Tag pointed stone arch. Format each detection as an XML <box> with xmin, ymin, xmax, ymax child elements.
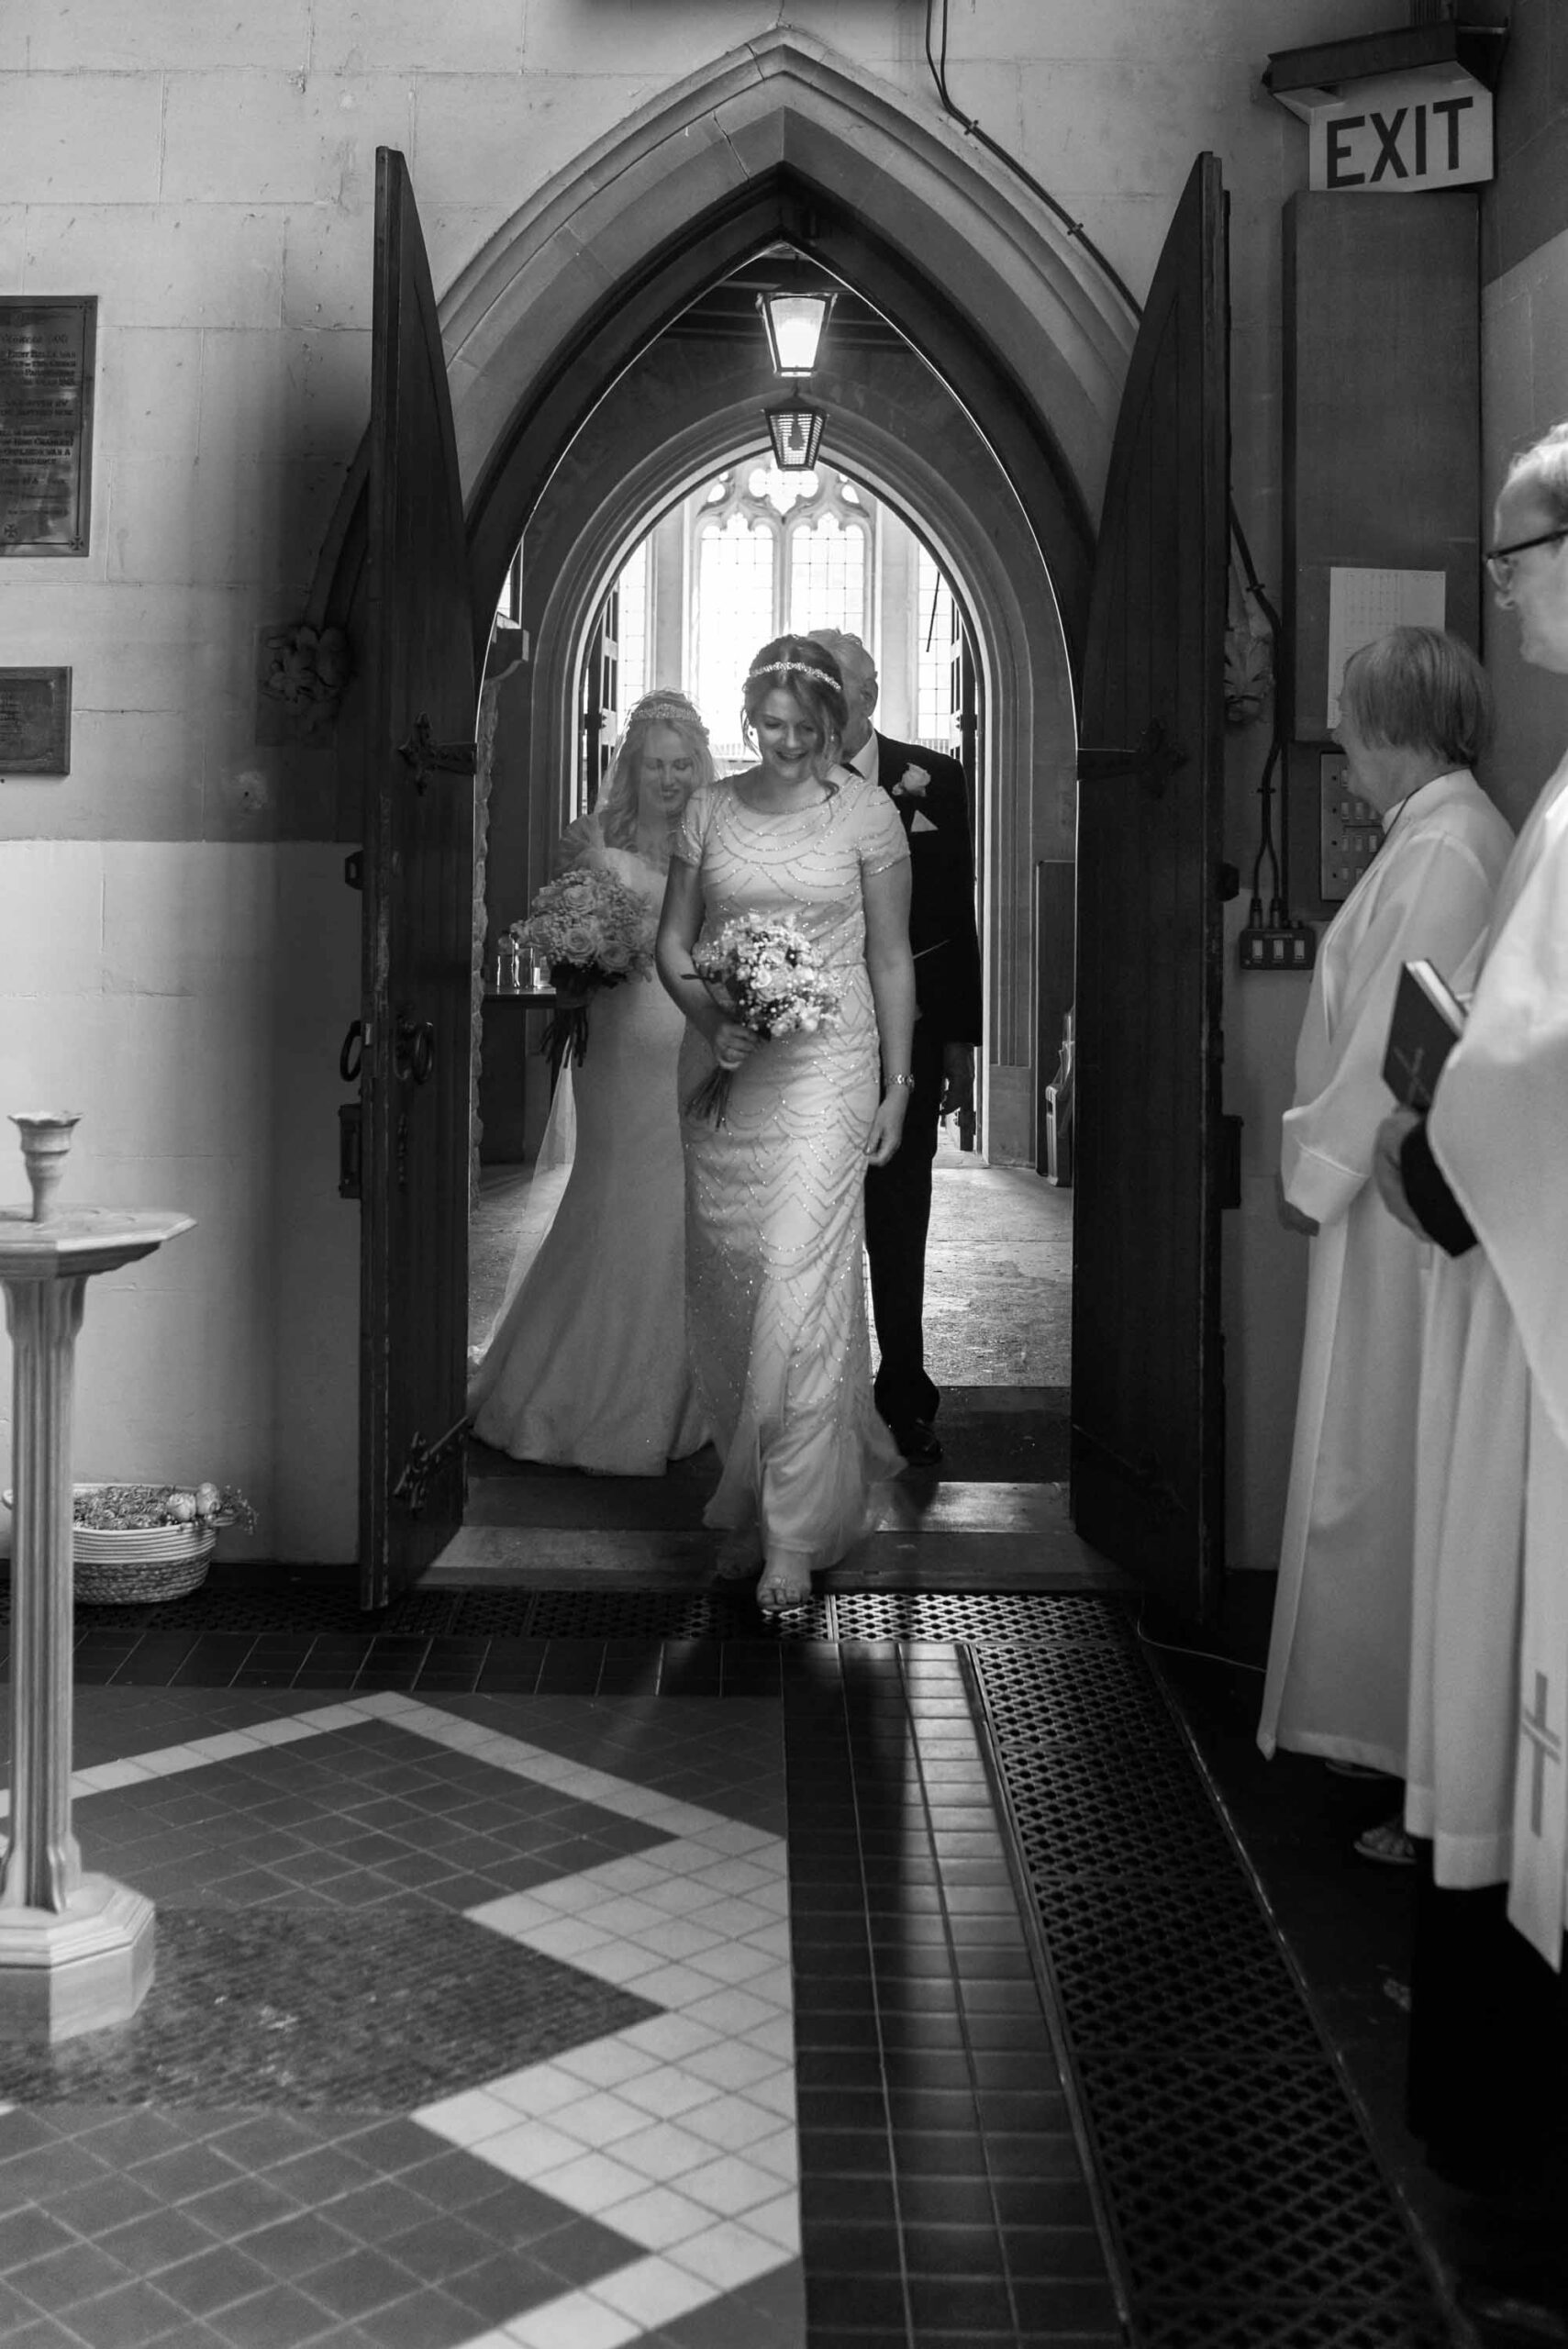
<box><xmin>318</xmin><ymin>28</ymin><xmax>1140</xmax><ymax>1161</ymax></box>
<box><xmin>482</xmin><ymin>325</ymin><xmax>1075</xmax><ymax>1158</ymax></box>
<box><xmin>318</xmin><ymin>27</ymin><xmax>1134</xmax><ymax>674</ymax></box>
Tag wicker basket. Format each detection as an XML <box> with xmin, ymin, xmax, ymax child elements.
<box><xmin>4</xmin><ymin>1485</ymin><xmax>218</xmax><ymax>1605</ymax></box>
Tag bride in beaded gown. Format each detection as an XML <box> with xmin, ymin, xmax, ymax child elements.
<box><xmin>656</xmin><ymin>636</ymin><xmax>917</xmax><ymax>1613</ymax></box>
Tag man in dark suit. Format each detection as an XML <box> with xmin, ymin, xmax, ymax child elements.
<box><xmin>808</xmin><ymin>629</ymin><xmax>984</xmax><ymax>1467</ymax></box>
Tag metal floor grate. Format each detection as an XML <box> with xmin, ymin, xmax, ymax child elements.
<box><xmin>969</xmin><ymin>1628</ymin><xmax>1465</xmax><ymax>2347</ymax></box>
<box><xmin>5</xmin><ymin>1582</ymin><xmax>1124</xmax><ymax>1644</ymax></box>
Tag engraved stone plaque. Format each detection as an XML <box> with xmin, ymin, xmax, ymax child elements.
<box><xmin>0</xmin><ymin>298</ymin><xmax>96</xmax><ymax>555</ymax></box>
<box><xmin>0</xmin><ymin>669</ymin><xmax>72</xmax><ymax>775</ymax></box>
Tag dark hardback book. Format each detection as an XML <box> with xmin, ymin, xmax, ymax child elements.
<box><xmin>1383</xmin><ymin>959</ymin><xmax>1467</xmax><ymax>1111</ymax></box>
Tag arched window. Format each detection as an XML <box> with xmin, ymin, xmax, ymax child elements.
<box><xmin>916</xmin><ymin>543</ymin><xmax>962</xmax><ymax>752</ymax></box>
<box><xmin>695</xmin><ymin>508</ymin><xmax>778</xmax><ymax>744</ymax></box>
<box><xmin>788</xmin><ymin>507</ymin><xmax>865</xmax><ymax>640</ymax></box>
<box><xmin>616</xmin><ymin>537</ymin><xmax>650</xmax><ymax>716</ymax></box>
<box><xmin>690</xmin><ymin>462</ymin><xmax>873</xmax><ymax>760</ymax></box>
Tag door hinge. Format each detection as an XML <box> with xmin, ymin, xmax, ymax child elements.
<box><xmin>392</xmin><ymin>1417</ymin><xmax>471</xmax><ymax>1517</ymax></box>
<box><xmin>1076</xmin><ymin>721</ymin><xmax>1187</xmax><ymax>798</ymax></box>
<box><xmin>398</xmin><ymin>713</ymin><xmax>478</xmax><ymax>794</ymax></box>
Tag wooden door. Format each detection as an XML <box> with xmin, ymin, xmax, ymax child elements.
<box><xmin>360</xmin><ymin>147</ymin><xmax>475</xmax><ymax>1605</ymax></box>
<box><xmin>1071</xmin><ymin>153</ymin><xmax>1229</xmax><ymax>1620</ymax></box>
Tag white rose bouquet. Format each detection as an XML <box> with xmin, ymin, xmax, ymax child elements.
<box><xmin>684</xmin><ymin>912</ymin><xmax>841</xmax><ymax>1125</ymax></box>
<box><xmin>510</xmin><ymin>866</ymin><xmax>655</xmax><ymax>1073</ymax></box>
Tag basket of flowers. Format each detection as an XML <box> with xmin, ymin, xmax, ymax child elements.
<box><xmin>3</xmin><ymin>1482</ymin><xmax>257</xmax><ymax>1604</ymax></box>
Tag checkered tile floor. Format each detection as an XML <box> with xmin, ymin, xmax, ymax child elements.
<box><xmin>0</xmin><ymin>1689</ymin><xmax>807</xmax><ymax>2349</ymax></box>
<box><xmin>1</xmin><ymin>1609</ymin><xmax>1470</xmax><ymax>2347</ymax></box>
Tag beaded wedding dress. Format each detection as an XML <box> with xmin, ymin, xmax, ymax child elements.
<box><xmin>468</xmin><ymin>820</ymin><xmax>706</xmax><ymax>1475</ymax></box>
<box><xmin>674</xmin><ymin>774</ymin><xmax>906</xmax><ymax>1568</ymax></box>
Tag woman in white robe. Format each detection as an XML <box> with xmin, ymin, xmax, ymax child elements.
<box><xmin>1373</xmin><ymin>426</ymin><xmax>1568</xmax><ymax>2187</ymax></box>
<box><xmin>1259</xmin><ymin>629</ymin><xmax>1511</xmax><ymax>1787</ymax></box>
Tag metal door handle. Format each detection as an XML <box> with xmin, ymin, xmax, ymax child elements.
<box><xmin>395</xmin><ymin>1017</ymin><xmax>436</xmax><ymax>1085</ymax></box>
<box><xmin>339</xmin><ymin>1020</ymin><xmax>362</xmax><ymax>1083</ymax></box>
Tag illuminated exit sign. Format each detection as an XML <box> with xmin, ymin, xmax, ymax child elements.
<box><xmin>1307</xmin><ymin>73</ymin><xmax>1493</xmax><ymax>191</ymax></box>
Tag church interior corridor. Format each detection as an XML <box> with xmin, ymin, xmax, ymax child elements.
<box><xmin>7</xmin><ymin>1</ymin><xmax>1568</xmax><ymax>2343</ymax></box>
<box><xmin>458</xmin><ymin>1145</ymin><xmax>1083</xmax><ymax>1594</ymax></box>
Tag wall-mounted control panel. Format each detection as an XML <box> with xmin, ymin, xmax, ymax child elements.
<box><xmin>1319</xmin><ymin>752</ymin><xmax>1381</xmax><ymax>902</ymax></box>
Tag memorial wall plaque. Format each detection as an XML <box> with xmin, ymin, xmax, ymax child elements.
<box><xmin>0</xmin><ymin>297</ymin><xmax>96</xmax><ymax>555</ymax></box>
<box><xmin>0</xmin><ymin>670</ymin><xmax>72</xmax><ymax>775</ymax></box>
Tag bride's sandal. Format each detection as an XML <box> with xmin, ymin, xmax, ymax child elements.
<box><xmin>756</xmin><ymin>1551</ymin><xmax>814</xmax><ymax>1621</ymax></box>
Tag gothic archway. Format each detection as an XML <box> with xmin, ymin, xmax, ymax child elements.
<box><xmin>316</xmin><ymin>28</ymin><xmax>1135</xmax><ymax>1155</ymax></box>
<box><xmin>486</xmin><ymin>329</ymin><xmax>1074</xmax><ymax>1158</ymax></box>
<box><xmin>317</xmin><ymin>28</ymin><xmax>1134</xmax><ymax>674</ymax></box>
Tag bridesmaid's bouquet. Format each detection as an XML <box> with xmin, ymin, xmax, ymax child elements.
<box><xmin>510</xmin><ymin>867</ymin><xmax>655</xmax><ymax>1074</ymax></box>
<box><xmin>685</xmin><ymin>912</ymin><xmax>841</xmax><ymax>1125</ymax></box>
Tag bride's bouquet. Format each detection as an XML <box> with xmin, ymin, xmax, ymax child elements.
<box><xmin>510</xmin><ymin>866</ymin><xmax>655</xmax><ymax>1074</ymax></box>
<box><xmin>685</xmin><ymin>912</ymin><xmax>840</xmax><ymax>1125</ymax></box>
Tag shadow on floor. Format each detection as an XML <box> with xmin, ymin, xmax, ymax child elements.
<box><xmin>1151</xmin><ymin>1574</ymin><xmax>1568</xmax><ymax>2348</ymax></box>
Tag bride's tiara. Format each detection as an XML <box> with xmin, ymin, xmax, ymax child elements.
<box><xmin>746</xmin><ymin>660</ymin><xmax>840</xmax><ymax>689</ymax></box>
<box><xmin>632</xmin><ymin>696</ymin><xmax>707</xmax><ymax>733</ymax></box>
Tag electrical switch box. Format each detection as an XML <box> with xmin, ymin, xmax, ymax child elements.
<box><xmin>1319</xmin><ymin>752</ymin><xmax>1381</xmax><ymax>901</ymax></box>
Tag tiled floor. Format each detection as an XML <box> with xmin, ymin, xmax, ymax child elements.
<box><xmin>0</xmin><ymin>1686</ymin><xmax>807</xmax><ymax>2349</ymax></box>
<box><xmin>4</xmin><ymin>1598</ymin><xmax>1496</xmax><ymax>2347</ymax></box>
<box><xmin>0</xmin><ymin>1608</ymin><xmax>1163</xmax><ymax>2349</ymax></box>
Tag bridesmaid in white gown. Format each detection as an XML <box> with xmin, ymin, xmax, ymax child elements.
<box><xmin>469</xmin><ymin>693</ymin><xmax>715</xmax><ymax>1474</ymax></box>
<box><xmin>656</xmin><ymin>637</ymin><xmax>917</xmax><ymax>1614</ymax></box>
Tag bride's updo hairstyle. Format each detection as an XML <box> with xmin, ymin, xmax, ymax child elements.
<box><xmin>742</xmin><ymin>634</ymin><xmax>848</xmax><ymax>770</ymax></box>
<box><xmin>595</xmin><ymin>690</ymin><xmax>715</xmax><ymax>852</ymax></box>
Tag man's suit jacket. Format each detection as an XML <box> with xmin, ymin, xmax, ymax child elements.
<box><xmin>872</xmin><ymin>730</ymin><xmax>983</xmax><ymax>1044</ymax></box>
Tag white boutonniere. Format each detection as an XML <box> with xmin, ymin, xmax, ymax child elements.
<box><xmin>893</xmin><ymin>764</ymin><xmax>930</xmax><ymax>800</ymax></box>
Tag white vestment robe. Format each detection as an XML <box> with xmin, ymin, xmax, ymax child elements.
<box><xmin>1259</xmin><ymin>772</ymin><xmax>1513</xmax><ymax>1771</ymax></box>
<box><xmin>1405</xmin><ymin>751</ymin><xmax>1568</xmax><ymax>1967</ymax></box>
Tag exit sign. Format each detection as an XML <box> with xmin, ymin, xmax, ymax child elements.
<box><xmin>1307</xmin><ymin>72</ymin><xmax>1493</xmax><ymax>191</ymax></box>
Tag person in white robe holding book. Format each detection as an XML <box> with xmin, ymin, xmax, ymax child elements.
<box><xmin>1260</xmin><ymin>629</ymin><xmax>1512</xmax><ymax>1852</ymax></box>
<box><xmin>1374</xmin><ymin>424</ymin><xmax>1568</xmax><ymax>2192</ymax></box>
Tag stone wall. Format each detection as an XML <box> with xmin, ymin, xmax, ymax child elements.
<box><xmin>1</xmin><ymin>0</ymin><xmax>1394</xmax><ymax>1564</ymax></box>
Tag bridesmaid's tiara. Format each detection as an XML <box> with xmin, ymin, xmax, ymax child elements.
<box><xmin>747</xmin><ymin>660</ymin><xmax>840</xmax><ymax>689</ymax></box>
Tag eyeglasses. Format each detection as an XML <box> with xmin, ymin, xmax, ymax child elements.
<box><xmin>1485</xmin><ymin>527</ymin><xmax>1568</xmax><ymax>590</ymax></box>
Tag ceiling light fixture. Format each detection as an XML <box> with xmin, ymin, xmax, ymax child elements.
<box><xmin>757</xmin><ymin>285</ymin><xmax>836</xmax><ymax>377</ymax></box>
<box><xmin>763</xmin><ymin>398</ymin><xmax>827</xmax><ymax>472</ymax></box>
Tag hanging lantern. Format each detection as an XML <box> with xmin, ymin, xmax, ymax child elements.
<box><xmin>757</xmin><ymin>287</ymin><xmax>836</xmax><ymax>377</ymax></box>
<box><xmin>763</xmin><ymin>399</ymin><xmax>827</xmax><ymax>472</ymax></box>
